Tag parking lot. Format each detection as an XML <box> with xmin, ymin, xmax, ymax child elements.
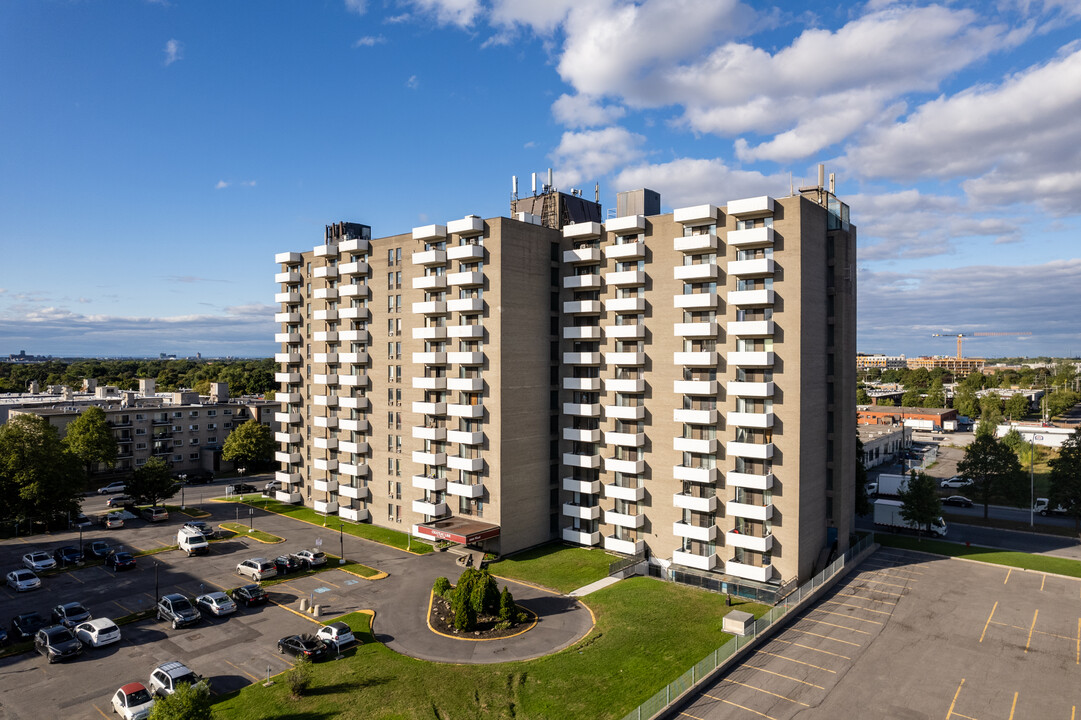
<box><xmin>674</xmin><ymin>547</ymin><xmax>1081</xmax><ymax>719</ymax></box>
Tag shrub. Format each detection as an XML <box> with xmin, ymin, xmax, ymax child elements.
<box><xmin>470</xmin><ymin>570</ymin><xmax>500</xmax><ymax>615</ymax></box>
<box><xmin>498</xmin><ymin>586</ymin><xmax>516</xmax><ymax>624</ymax></box>
<box><xmin>454</xmin><ymin>597</ymin><xmax>476</xmax><ymax>631</ymax></box>
<box><xmin>433</xmin><ymin>576</ymin><xmax>451</xmax><ymax>596</ymax></box>
<box><xmin>494</xmin><ymin>620</ymin><xmax>511</xmax><ymax>631</ymax></box>
<box><xmin>286</xmin><ymin>655</ymin><xmax>313</xmax><ymax>699</ymax></box>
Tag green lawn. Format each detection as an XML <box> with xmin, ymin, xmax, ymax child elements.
<box><xmin>218</xmin><ymin>496</ymin><xmax>433</xmax><ymax>554</ymax></box>
<box><xmin>220</xmin><ymin>522</ymin><xmax>283</xmax><ymax>544</ymax></box>
<box><xmin>211</xmin><ymin>577</ymin><xmax>765</xmax><ymax>720</ymax></box>
<box><xmin>488</xmin><ymin>543</ymin><xmax>614</xmax><ymax>594</ymax></box>
<box><xmin>261</xmin><ymin>553</ymin><xmax>380</xmax><ymax>585</ymax></box>
<box><xmin>877</xmin><ymin>533</ymin><xmax>1081</xmax><ymax>578</ymax></box>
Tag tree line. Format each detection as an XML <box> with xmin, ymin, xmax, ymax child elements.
<box><xmin>0</xmin><ymin>358</ymin><xmax>275</xmax><ymax>397</ymax></box>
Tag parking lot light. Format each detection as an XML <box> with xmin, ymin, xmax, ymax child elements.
<box><xmin>249</xmin><ymin>507</ymin><xmax>254</xmax><ymax>532</ymax></box>
<box><xmin>339</xmin><ymin>524</ymin><xmax>345</xmax><ymax>564</ymax></box>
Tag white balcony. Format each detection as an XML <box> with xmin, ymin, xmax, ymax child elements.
<box><xmin>563</xmin><ymin>403</ymin><xmax>601</xmax><ymax>417</ymax></box>
<box><xmin>604</xmin><ymin>404</ymin><xmax>645</xmax><ymax>421</ymax></box>
<box><xmin>338</xmin><ymin>330</ymin><xmax>368</xmax><ymax>343</ymax></box>
<box><xmin>605</xmin><ymin>351</ymin><xmax>645</xmax><ymax>366</ymax></box>
<box><xmin>604</xmin><ymin>483</ymin><xmax>645</xmax><ymax>502</ymax></box>
<box><xmin>412</xmin><ymin>425</ymin><xmax>447</xmax><ymax>441</ymax></box>
<box><xmin>276</xmin><ymin>471</ymin><xmax>301</xmax><ymax>485</ymax></box>
<box><xmin>447</xmin><ymin>297</ymin><xmax>484</xmax><ymax>313</ymax></box>
<box><xmin>313</xmin><ymin>331</ymin><xmax>338</xmax><ymax>343</ymax></box>
<box><xmin>339</xmin><ymin>485</ymin><xmax>370</xmax><ymax>501</ymax></box>
<box><xmin>673</xmin><ymin>351</ymin><xmax>718</xmax><ymax>366</ymax></box>
<box><xmin>413</xmin><ymin>224</ymin><xmax>447</xmax><ymax>241</ymax></box>
<box><xmin>314</xmin><ymin>374</ymin><xmax>338</xmax><ymax>385</ymax></box>
<box><xmin>339</xmin><ymin>373</ymin><xmax>366</xmax><ymax>387</ymax></box>
<box><xmin>562</xmin><ymin>428</ymin><xmax>600</xmax><ymax>444</ymax></box>
<box><xmin>674</xmin><ymin>264</ymin><xmax>719</xmax><ymax>281</ymax></box>
<box><xmin>563</xmin><ymin>503</ymin><xmax>601</xmax><ymax>520</ymax></box>
<box><xmin>564</xmin><ymin>326</ymin><xmax>603</xmax><ymax>340</ymax></box>
<box><xmin>412</xmin><ymin>300</ymin><xmax>448</xmax><ymax>315</ymax></box>
<box><xmin>412</xmin><ymin>450</ymin><xmax>447</xmax><ymax>466</ymax></box>
<box><xmin>563</xmin><ymin>221</ymin><xmax>603</xmax><ymax>239</ymax></box>
<box><xmin>604</xmin><ymin>431</ymin><xmax>645</xmax><ymax>447</ymax></box>
<box><xmin>563</xmin><ymin>352</ymin><xmax>601</xmax><ymax>365</ymax></box>
<box><xmin>673</xmin><ymin>437</ymin><xmax>717</xmax><ymax>454</ymax></box>
<box><xmin>274</xmin><ymin>291</ymin><xmax>300</xmax><ymax>304</ymax></box>
<box><xmin>447</xmin><ymin>238</ymin><xmax>486</xmax><ymax>260</ymax></box>
<box><xmin>563</xmin><ymin>477</ymin><xmax>601</xmax><ymax>495</ymax></box>
<box><xmin>604</xmin><ymin>324</ymin><xmax>645</xmax><ymax>339</ymax></box>
<box><xmin>605</xmin><ymin>214</ymin><xmax>645</xmax><ymax>233</ymax></box>
<box><xmin>340</xmin><ymin>260</ymin><xmax>368</xmax><ymax>276</ymax></box>
<box><xmin>447</xmin><ymin>351</ymin><xmax>484</xmax><ymax>365</ymax></box>
<box><xmin>563</xmin><ymin>528</ymin><xmax>601</xmax><ymax>546</ymax></box>
<box><xmin>605</xmin><ymin>242</ymin><xmax>646</xmax><ymax>260</ymax></box>
<box><xmin>448</xmin><ymin>216</ymin><xmax>485</xmax><ymax>236</ymax></box>
<box><xmin>673</xmin><ymin>493</ymin><xmax>718</xmax><ymax>513</ymax></box>
<box><xmin>313</xmin><ymin>266</ymin><xmax>338</xmax><ymax>280</ymax></box>
<box><xmin>276</xmin><ymin>491</ymin><xmax>302</xmax><ymax>504</ymax></box>
<box><xmin>313</xmin><ymin>287</ymin><xmax>338</xmax><ymax>300</ymax></box>
<box><xmin>604</xmin><ymin>378</ymin><xmax>645</xmax><ymax>393</ymax></box>
<box><xmin>275</xmin><ymin>451</ymin><xmax>301</xmax><ymax>464</ymax></box>
<box><xmin>674</xmin><ymin>322</ymin><xmax>719</xmax><ymax>338</ymax></box>
<box><xmin>673</xmin><ymin>234</ymin><xmax>719</xmax><ymax>253</ymax></box>
<box><xmin>673</xmin><ymin>380</ymin><xmax>717</xmax><ymax>395</ymax></box>
<box><xmin>313</xmin><ymin>352</ymin><xmax>338</xmax><ymax>364</ymax></box>
<box><xmin>412</xmin><ymin>352</ymin><xmax>447</xmax><ymax>365</ymax></box>
<box><xmin>563</xmin><ymin>300</ymin><xmax>603</xmax><ymax>314</ymax></box>
<box><xmin>314</xmin><ymin>458</ymin><xmax>338</xmax><ymax>472</ymax></box>
<box><xmin>412</xmin><ymin>249</ymin><xmax>447</xmax><ymax>266</ymax></box>
<box><xmin>447</xmin><ymin>481</ymin><xmax>485</xmax><ymax>498</ymax></box>
<box><xmin>726</xmin><ymin>531</ymin><xmax>774</xmax><ymax>553</ymax></box>
<box><xmin>338</xmin><ymin>351</ymin><xmax>367</xmax><ymax>364</ymax></box>
<box><xmin>413</xmin><ymin>500</ymin><xmax>449</xmax><ymax>517</ymax></box>
<box><xmin>563</xmin><ymin>275</ymin><xmax>602</xmax><ymax>290</ymax></box>
<box><xmin>313</xmin><ymin>499</ymin><xmax>339</xmax><ymax>514</ymax></box>
<box><xmin>313</xmin><ymin>416</ymin><xmax>338</xmax><ymax>429</ymax></box>
<box><xmin>728</xmin><ymin>351</ymin><xmax>774</xmax><ymax>367</ymax></box>
<box><xmin>275</xmin><ymin>352</ymin><xmax>301</xmax><ymax>364</ymax></box>
<box><xmin>672</xmin><ymin>408</ymin><xmax>718</xmax><ymax>424</ymax></box>
<box><xmin>314</xmin><ymin>437</ymin><xmax>338</xmax><ymax>450</ymax></box>
<box><xmin>604</xmin><ymin>457</ymin><xmax>645</xmax><ymax>474</ymax></box>
<box><xmin>726</xmin><ymin>500</ymin><xmax>774</xmax><ymax>521</ymax></box>
<box><xmin>447</xmin><ymin>325</ymin><xmax>483</xmax><ymax>339</ymax></box>
<box><xmin>673</xmin><ymin>465</ymin><xmax>718</xmax><ymax>483</ymax></box>
<box><xmin>274</xmin><ymin>412</ymin><xmax>301</xmax><ymax>425</ymax></box>
<box><xmin>564</xmin><ymin>248</ymin><xmax>602</xmax><ymax>264</ymax></box>
<box><xmin>412</xmin><ymin>401</ymin><xmax>447</xmax><ymax>416</ymax></box>
<box><xmin>338</xmin><ymin>306</ymin><xmax>369</xmax><ymax>320</ymax></box>
<box><xmin>604</xmin><ymin>536</ymin><xmax>645</xmax><ymax>555</ymax></box>
<box><xmin>563</xmin><ymin>377</ymin><xmax>601</xmax><ymax>392</ymax></box>
<box><xmin>728</xmin><ymin>381</ymin><xmax>774</xmax><ymax>398</ymax></box>
<box><xmin>275</xmin><ymin>312</ymin><xmax>300</xmax><ymax>323</ymax></box>
<box><xmin>728</xmin><ymin>411</ymin><xmax>774</xmax><ymax>429</ymax></box>
<box><xmin>413</xmin><ymin>327</ymin><xmax>447</xmax><ymax>341</ymax></box>
<box><xmin>674</xmin><ymin>522</ymin><xmax>717</xmax><ymax>542</ymax></box>
<box><xmin>727</xmin><ymin>320</ymin><xmax>774</xmax><ymax>337</ymax></box>
<box><xmin>338</xmin><ymin>397</ymin><xmax>369</xmax><ymax>411</ymax></box>
<box><xmin>727</xmin><ymin>471</ymin><xmax>774</xmax><ymax>490</ymax></box>
<box><xmin>314</xmin><ymin>479</ymin><xmax>338</xmax><ymax>493</ymax></box>
<box><xmin>313</xmin><ymin>242</ymin><xmax>337</xmax><ymax>258</ymax></box>
<box><xmin>674</xmin><ymin>204</ymin><xmax>720</xmax><ymax>224</ymax></box>
<box><xmin>447</xmin><ymin>404</ymin><xmax>483</xmax><ymax>419</ymax></box>
<box><xmin>727</xmin><ymin>442</ymin><xmax>774</xmax><ymax>459</ymax></box>
<box><xmin>604</xmin><ymin>510</ymin><xmax>645</xmax><ymax>529</ymax></box>
<box><xmin>338</xmin><ymin>507</ymin><xmax>369</xmax><ymax>522</ymax></box>
<box><xmin>313</xmin><ymin>309</ymin><xmax>338</xmax><ymax>322</ymax></box>
<box><xmin>726</xmin><ymin>196</ymin><xmax>775</xmax><ymax>217</ymax></box>
<box><xmin>727</xmin><ymin>289</ymin><xmax>775</xmax><ymax>306</ymax></box>
<box><xmin>726</xmin><ymin>559</ymin><xmax>774</xmax><ymax>583</ymax></box>
<box><xmin>275</xmin><ymin>432</ymin><xmax>301</xmax><ymax>444</ymax></box>
<box><xmin>339</xmin><ymin>440</ymin><xmax>368</xmax><ymax>455</ymax></box>
<box><xmin>447</xmin><ymin>271</ymin><xmax>484</xmax><ymax>287</ymax></box>
<box><xmin>412</xmin><ymin>475</ymin><xmax>446</xmax><ymax>492</ymax></box>
<box><xmin>338</xmin><ymin>237</ymin><xmax>369</xmax><ymax>253</ymax></box>
<box><xmin>447</xmin><ymin>455</ymin><xmax>484</xmax><ymax>472</ymax></box>
<box><xmin>275</xmin><ymin>332</ymin><xmax>301</xmax><ymax>344</ymax></box>
<box><xmin>278</xmin><ymin>392</ymin><xmax>302</xmax><ymax>404</ymax></box>
<box><xmin>605</xmin><ymin>297</ymin><xmax>646</xmax><ymax>313</ymax></box>
<box><xmin>413</xmin><ymin>376</ymin><xmax>447</xmax><ymax>390</ymax></box>
<box><xmin>413</xmin><ymin>275</ymin><xmax>447</xmax><ymax>291</ymax></box>
<box><xmin>563</xmin><ymin>452</ymin><xmax>601</xmax><ymax>469</ymax></box>
<box><xmin>275</xmin><ymin>372</ymin><xmax>301</xmax><ymax>383</ymax></box>
<box><xmin>446</xmin><ymin>377</ymin><xmax>483</xmax><ymax>392</ymax></box>
<box><xmin>275</xmin><ymin>271</ymin><xmax>301</xmax><ymax>284</ymax></box>
<box><xmin>275</xmin><ymin>251</ymin><xmax>302</xmax><ymax>265</ymax></box>
<box><xmin>338</xmin><ymin>282</ymin><xmax>367</xmax><ymax>298</ymax></box>
<box><xmin>673</xmin><ymin>293</ymin><xmax>719</xmax><ymax>309</ymax></box>
<box><xmin>447</xmin><ymin>430</ymin><xmax>484</xmax><ymax>445</ymax></box>
<box><xmin>728</xmin><ymin>258</ymin><xmax>775</xmax><ymax>277</ymax></box>
<box><xmin>672</xmin><ymin>550</ymin><xmax>718</xmax><ymax>571</ymax></box>
<box><xmin>338</xmin><ymin>462</ymin><xmax>367</xmax><ymax>477</ymax></box>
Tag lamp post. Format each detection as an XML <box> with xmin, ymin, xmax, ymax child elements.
<box><xmin>339</xmin><ymin>524</ymin><xmax>345</xmax><ymax>565</ymax></box>
<box><xmin>154</xmin><ymin>559</ymin><xmax>160</xmax><ymax>603</ymax></box>
<box><xmin>248</xmin><ymin>507</ymin><xmax>254</xmax><ymax>532</ymax></box>
<box><xmin>78</xmin><ymin>526</ymin><xmax>83</xmax><ymax>557</ymax></box>
<box><xmin>181</xmin><ymin>485</ymin><xmax>185</xmax><ymax>511</ymax></box>
<box><xmin>1030</xmin><ymin>433</ymin><xmax>1035</xmax><ymax>528</ymax></box>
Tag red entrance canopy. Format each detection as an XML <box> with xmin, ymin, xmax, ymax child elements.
<box><xmin>417</xmin><ymin>517</ymin><xmax>500</xmax><ymax>545</ymax></box>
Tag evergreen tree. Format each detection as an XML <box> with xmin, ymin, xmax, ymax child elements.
<box><xmin>897</xmin><ymin>471</ymin><xmax>942</xmax><ymax>540</ymax></box>
<box><xmin>498</xmin><ymin>586</ymin><xmax>516</xmax><ymax>624</ymax></box>
<box><xmin>148</xmin><ymin>681</ymin><xmax>212</xmax><ymax>720</ymax></box>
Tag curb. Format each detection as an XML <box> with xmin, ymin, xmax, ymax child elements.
<box><xmin>424</xmin><ymin>589</ymin><xmax>539</xmax><ymax>643</ymax></box>
<box><xmin>877</xmin><ymin>543</ymin><xmax>1081</xmax><ymax>583</ymax></box>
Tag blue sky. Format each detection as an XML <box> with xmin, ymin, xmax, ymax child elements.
<box><xmin>2</xmin><ymin>0</ymin><xmax>1079</xmax><ymax>359</ymax></box>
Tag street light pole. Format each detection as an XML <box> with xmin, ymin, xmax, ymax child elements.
<box><xmin>1030</xmin><ymin>433</ymin><xmax>1035</xmax><ymax>528</ymax></box>
<box><xmin>154</xmin><ymin>560</ymin><xmax>160</xmax><ymax>603</ymax></box>
<box><xmin>339</xmin><ymin>524</ymin><xmax>345</xmax><ymax>565</ymax></box>
<box><xmin>181</xmin><ymin>485</ymin><xmax>185</xmax><ymax>511</ymax></box>
<box><xmin>249</xmin><ymin>507</ymin><xmax>254</xmax><ymax>532</ymax></box>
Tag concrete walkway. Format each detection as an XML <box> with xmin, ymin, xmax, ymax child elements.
<box><xmin>569</xmin><ymin>576</ymin><xmax>619</xmax><ymax>597</ymax></box>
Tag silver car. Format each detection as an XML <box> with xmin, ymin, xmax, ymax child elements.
<box><xmin>195</xmin><ymin>592</ymin><xmax>237</xmax><ymax>617</ymax></box>
<box><xmin>6</xmin><ymin>569</ymin><xmax>41</xmax><ymax>592</ymax></box>
<box><xmin>23</xmin><ymin>551</ymin><xmax>56</xmax><ymax>572</ymax></box>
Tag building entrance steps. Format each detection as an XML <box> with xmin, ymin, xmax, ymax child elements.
<box><xmin>569</xmin><ymin>576</ymin><xmax>620</xmax><ymax>597</ymax></box>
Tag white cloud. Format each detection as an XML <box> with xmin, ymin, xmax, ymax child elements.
<box><xmin>385</xmin><ymin>13</ymin><xmax>411</xmax><ymax>23</ymax></box>
<box><xmin>551</xmin><ymin>94</ymin><xmax>626</xmax><ymax>128</ymax></box>
<box><xmin>550</xmin><ymin>127</ymin><xmax>646</xmax><ymax>188</ymax></box>
<box><xmin>490</xmin><ymin>0</ymin><xmax>579</xmax><ymax>33</ymax></box>
<box><xmin>344</xmin><ymin>0</ymin><xmax>367</xmax><ymax>15</ymax></box>
<box><xmin>406</xmin><ymin>75</ymin><xmax>419</xmax><ymax>89</ymax></box>
<box><xmin>352</xmin><ymin>35</ymin><xmax>386</xmax><ymax>47</ymax></box>
<box><xmin>613</xmin><ymin>157</ymin><xmax>788</xmax><ymax>209</ymax></box>
<box><xmin>215</xmin><ymin>180</ymin><xmax>229</xmax><ymax>189</ymax></box>
<box><xmin>163</xmin><ymin>39</ymin><xmax>183</xmax><ymax>66</ymax></box>
<box><xmin>214</xmin><ymin>180</ymin><xmax>256</xmax><ymax>190</ymax></box>
<box><xmin>406</xmin><ymin>0</ymin><xmax>481</xmax><ymax>28</ymax></box>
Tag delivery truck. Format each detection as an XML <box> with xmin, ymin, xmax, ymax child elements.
<box><xmin>875</xmin><ymin>473</ymin><xmax>909</xmax><ymax>497</ymax></box>
<box><xmin>873</xmin><ymin>499</ymin><xmax>948</xmax><ymax>537</ymax></box>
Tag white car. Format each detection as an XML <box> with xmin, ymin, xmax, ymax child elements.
<box><xmin>195</xmin><ymin>592</ymin><xmax>237</xmax><ymax>617</ymax></box>
<box><xmin>316</xmin><ymin>621</ymin><xmax>357</xmax><ymax>650</ymax></box>
<box><xmin>22</xmin><ymin>551</ymin><xmax>56</xmax><ymax>572</ymax></box>
<box><xmin>99</xmin><ymin>481</ymin><xmax>127</xmax><ymax>495</ymax></box>
<box><xmin>236</xmin><ymin>558</ymin><xmax>277</xmax><ymax>581</ymax></box>
<box><xmin>75</xmin><ymin>617</ymin><xmax>122</xmax><ymax>647</ymax></box>
<box><xmin>111</xmin><ymin>682</ymin><xmax>155</xmax><ymax>720</ymax></box>
<box><xmin>295</xmin><ymin>549</ymin><xmax>327</xmax><ymax>568</ymax></box>
<box><xmin>940</xmin><ymin>477</ymin><xmax>973</xmax><ymax>489</ymax></box>
<box><xmin>6</xmin><ymin>569</ymin><xmax>41</xmax><ymax>592</ymax></box>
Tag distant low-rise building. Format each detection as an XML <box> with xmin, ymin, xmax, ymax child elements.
<box><xmin>859</xmin><ymin>425</ymin><xmax>912</xmax><ymax>468</ymax></box>
<box><xmin>906</xmin><ymin>356</ymin><xmax>985</xmax><ymax>375</ymax></box>
<box><xmin>856</xmin><ymin>354</ymin><xmax>906</xmax><ymax>371</ymax></box>
<box><xmin>858</xmin><ymin>406</ymin><xmax>959</xmax><ymax>432</ymax></box>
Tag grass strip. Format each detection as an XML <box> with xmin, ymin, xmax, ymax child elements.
<box><xmin>943</xmin><ymin>512</ymin><xmax>1081</xmax><ymax>538</ymax></box>
<box><xmin>877</xmin><ymin>533</ymin><xmax>1081</xmax><ymax>578</ymax></box>
<box><xmin>487</xmin><ymin>543</ymin><xmax>614</xmax><ymax>594</ymax></box>
<box><xmin>260</xmin><ymin>554</ymin><xmax>380</xmax><ymax>586</ymax></box>
<box><xmin>220</xmin><ymin>522</ymin><xmax>284</xmax><ymax>544</ymax></box>
<box><xmin>0</xmin><ymin>608</ymin><xmax>158</xmax><ymax>660</ymax></box>
<box><xmin>210</xmin><ymin>576</ymin><xmax>767</xmax><ymax>720</ymax></box>
<box><xmin>216</xmin><ymin>495</ymin><xmax>433</xmax><ymax>554</ymax></box>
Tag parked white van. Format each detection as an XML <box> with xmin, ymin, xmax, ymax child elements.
<box><xmin>177</xmin><ymin>527</ymin><xmax>209</xmax><ymax>557</ymax></box>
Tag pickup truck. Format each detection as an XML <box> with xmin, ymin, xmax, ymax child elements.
<box><xmin>1033</xmin><ymin>498</ymin><xmax>1068</xmax><ymax>516</ymax></box>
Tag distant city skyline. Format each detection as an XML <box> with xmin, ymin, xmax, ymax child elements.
<box><xmin>2</xmin><ymin>1</ymin><xmax>1080</xmax><ymax>358</ymax></box>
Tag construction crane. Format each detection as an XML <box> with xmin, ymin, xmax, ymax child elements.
<box><xmin>931</xmin><ymin>331</ymin><xmax>1033</xmax><ymax>359</ymax></box>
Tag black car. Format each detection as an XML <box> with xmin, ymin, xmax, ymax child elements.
<box><xmin>11</xmin><ymin>611</ymin><xmax>49</xmax><ymax>642</ymax></box>
<box><xmin>274</xmin><ymin>554</ymin><xmax>302</xmax><ymax>574</ymax></box>
<box><xmin>942</xmin><ymin>495</ymin><xmax>975</xmax><ymax>508</ymax></box>
<box><xmin>88</xmin><ymin>540</ymin><xmax>113</xmax><ymax>559</ymax></box>
<box><xmin>183</xmin><ymin>520</ymin><xmax>215</xmax><ymax>538</ymax></box>
<box><xmin>52</xmin><ymin>546</ymin><xmax>84</xmax><ymax>566</ymax></box>
<box><xmin>105</xmin><ymin>551</ymin><xmax>137</xmax><ymax>571</ymax></box>
<box><xmin>51</xmin><ymin>602</ymin><xmax>92</xmax><ymax>628</ymax></box>
<box><xmin>35</xmin><ymin>625</ymin><xmax>83</xmax><ymax>663</ymax></box>
<box><xmin>185</xmin><ymin>470</ymin><xmax>215</xmax><ymax>485</ymax></box>
<box><xmin>229</xmin><ymin>483</ymin><xmax>258</xmax><ymax>495</ymax></box>
<box><xmin>233</xmin><ymin>584</ymin><xmax>270</xmax><ymax>607</ymax></box>
<box><xmin>277</xmin><ymin>634</ymin><xmax>329</xmax><ymax>661</ymax></box>
<box><xmin>156</xmin><ymin>593</ymin><xmax>201</xmax><ymax>629</ymax></box>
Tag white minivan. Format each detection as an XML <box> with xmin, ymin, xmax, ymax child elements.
<box><xmin>177</xmin><ymin>527</ymin><xmax>209</xmax><ymax>557</ymax></box>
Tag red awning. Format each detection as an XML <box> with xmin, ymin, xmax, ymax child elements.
<box><xmin>417</xmin><ymin>517</ymin><xmax>500</xmax><ymax>545</ymax></box>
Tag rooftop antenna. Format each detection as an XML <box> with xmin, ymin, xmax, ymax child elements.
<box><xmin>829</xmin><ymin>172</ymin><xmax>836</xmax><ymax>194</ymax></box>
<box><xmin>531</xmin><ymin>172</ymin><xmax>537</xmax><ymax>196</ymax></box>
<box><xmin>789</xmin><ymin>172</ymin><xmax>793</xmax><ymax>196</ymax></box>
<box><xmin>595</xmin><ymin>183</ymin><xmax>599</xmax><ymax>203</ymax></box>
<box><xmin>512</xmin><ymin>175</ymin><xmax>518</xmax><ymax>201</ymax></box>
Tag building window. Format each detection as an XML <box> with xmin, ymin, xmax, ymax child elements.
<box><xmin>190</xmin><ymin>452</ymin><xmax>200</xmax><ymax>460</ymax></box>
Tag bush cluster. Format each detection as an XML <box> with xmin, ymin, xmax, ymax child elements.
<box><xmin>433</xmin><ymin>568</ymin><xmax>518</xmax><ymax>632</ymax></box>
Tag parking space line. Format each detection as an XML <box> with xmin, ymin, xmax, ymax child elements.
<box><xmin>68</xmin><ymin>572</ymin><xmax>85</xmax><ymax>584</ymax></box>
<box><xmin>945</xmin><ymin>678</ymin><xmax>966</xmax><ymax>719</ymax></box>
<box><xmin>1008</xmin><ymin>691</ymin><xmax>1018</xmax><ymax>720</ymax></box>
<box><xmin>863</xmin><ymin>563</ymin><xmax>925</xmax><ymax>576</ymax></box>
<box><xmin>319</xmin><ymin>577</ymin><xmax>341</xmax><ymax>588</ymax></box>
<box><xmin>951</xmin><ymin>712</ymin><xmax>978</xmax><ymax>720</ymax></box>
<box><xmin>704</xmin><ymin>693</ymin><xmax>779</xmax><ymax>720</ymax></box>
<box><xmin>823</xmin><ymin>600</ymin><xmax>892</xmax><ymax>616</ymax></box>
<box><xmin>223</xmin><ymin>659</ymin><xmax>259</xmax><ymax>682</ymax></box>
<box><xmin>719</xmin><ymin>679</ymin><xmax>811</xmax><ymax>707</ymax></box>
<box><xmin>1004</xmin><ymin>569</ymin><xmax>1012</xmax><ymax>584</ymax></box>
<box><xmin>813</xmin><ymin>609</ymin><xmax>882</xmax><ymax>625</ymax></box>
<box><xmin>1025</xmin><ymin>610</ymin><xmax>1039</xmax><ymax>653</ymax></box>
<box><xmin>679</xmin><ymin>711</ymin><xmax>706</xmax><ymax>720</ymax></box>
<box><xmin>866</xmin><ymin>570</ymin><xmax>918</xmax><ymax>583</ymax></box>
<box><xmin>113</xmin><ymin>599</ymin><xmax>137</xmax><ymax>615</ymax></box>
<box><xmin>771</xmin><ymin>638</ymin><xmax>851</xmax><ymax>660</ymax></box>
<box><xmin>856</xmin><ymin>577</ymin><xmax>908</xmax><ymax>590</ymax></box>
<box><xmin>741</xmin><ymin>664</ymin><xmax>825</xmax><ymax>690</ymax></box>
<box><xmin>787</xmin><ymin>628</ymin><xmax>861</xmax><ymax>647</ymax></box>
<box><xmin>92</xmin><ymin>703</ymin><xmax>111</xmax><ymax>719</ymax></box>
<box><xmin>1041</xmin><ymin>574</ymin><xmax>1047</xmax><ymax>592</ymax></box>
<box><xmin>979</xmin><ymin>602</ymin><xmax>997</xmax><ymax>643</ymax></box>
<box><xmin>754</xmin><ymin>649</ymin><xmax>836</xmax><ymax>674</ymax></box>
<box><xmin>798</xmin><ymin>618</ymin><xmax>871</xmax><ymax>636</ymax></box>
<box><xmin>1076</xmin><ymin>618</ymin><xmax>1079</xmax><ymax>665</ymax></box>
<box><xmin>835</xmin><ymin>592</ymin><xmax>897</xmax><ymax>605</ymax></box>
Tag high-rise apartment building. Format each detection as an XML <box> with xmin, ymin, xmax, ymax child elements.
<box><xmin>275</xmin><ymin>183</ymin><xmax>855</xmax><ymax>586</ymax></box>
